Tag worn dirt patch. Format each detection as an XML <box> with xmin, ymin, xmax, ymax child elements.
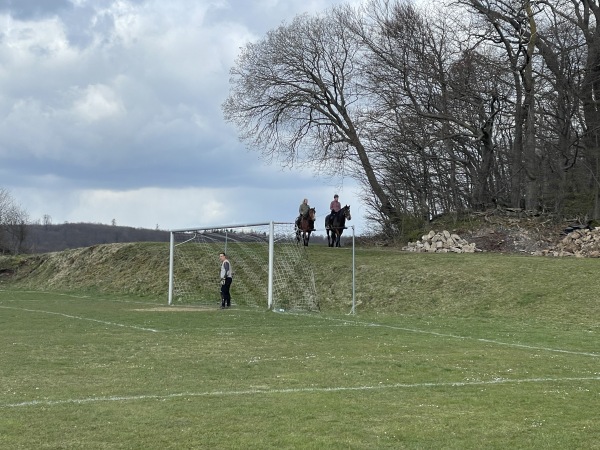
<box><xmin>434</xmin><ymin>208</ymin><xmax>570</xmax><ymax>254</ymax></box>
<box><xmin>135</xmin><ymin>306</ymin><xmax>217</xmax><ymax>312</ymax></box>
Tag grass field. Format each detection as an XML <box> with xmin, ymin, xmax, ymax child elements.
<box><xmin>1</xmin><ymin>245</ymin><xmax>599</xmax><ymax>449</ymax></box>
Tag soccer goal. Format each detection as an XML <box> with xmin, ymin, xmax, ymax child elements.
<box><xmin>167</xmin><ymin>222</ymin><xmax>319</xmax><ymax>311</ymax></box>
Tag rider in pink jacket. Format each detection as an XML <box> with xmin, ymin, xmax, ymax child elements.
<box><xmin>327</xmin><ymin>194</ymin><xmax>341</xmax><ymax>228</ymax></box>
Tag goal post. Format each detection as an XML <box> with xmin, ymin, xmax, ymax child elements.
<box><xmin>167</xmin><ymin>221</ymin><xmax>318</xmax><ymax>311</ymax></box>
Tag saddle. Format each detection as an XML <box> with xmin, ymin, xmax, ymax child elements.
<box><xmin>327</xmin><ymin>210</ymin><xmax>339</xmax><ymax>228</ymax></box>
<box><xmin>297</xmin><ymin>214</ymin><xmax>313</xmax><ymax>229</ymax></box>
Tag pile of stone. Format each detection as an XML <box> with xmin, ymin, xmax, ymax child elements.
<box><xmin>403</xmin><ymin>230</ymin><xmax>479</xmax><ymax>253</ymax></box>
<box><xmin>540</xmin><ymin>227</ymin><xmax>600</xmax><ymax>257</ymax></box>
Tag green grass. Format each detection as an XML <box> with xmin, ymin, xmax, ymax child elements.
<box><xmin>1</xmin><ymin>244</ymin><xmax>599</xmax><ymax>448</ymax></box>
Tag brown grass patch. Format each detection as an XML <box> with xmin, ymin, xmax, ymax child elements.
<box><xmin>134</xmin><ymin>306</ymin><xmax>217</xmax><ymax>312</ymax></box>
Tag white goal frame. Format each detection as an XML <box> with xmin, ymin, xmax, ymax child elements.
<box><xmin>167</xmin><ymin>221</ymin><xmax>318</xmax><ymax>311</ymax></box>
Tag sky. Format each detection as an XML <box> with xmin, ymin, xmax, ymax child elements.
<box><xmin>0</xmin><ymin>0</ymin><xmax>404</xmax><ymax>235</ymax></box>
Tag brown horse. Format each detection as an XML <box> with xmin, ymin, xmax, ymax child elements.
<box><xmin>325</xmin><ymin>205</ymin><xmax>351</xmax><ymax>247</ymax></box>
<box><xmin>296</xmin><ymin>207</ymin><xmax>316</xmax><ymax>246</ymax></box>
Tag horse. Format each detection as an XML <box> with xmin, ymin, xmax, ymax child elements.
<box><xmin>296</xmin><ymin>207</ymin><xmax>316</xmax><ymax>246</ymax></box>
<box><xmin>325</xmin><ymin>205</ymin><xmax>351</xmax><ymax>247</ymax></box>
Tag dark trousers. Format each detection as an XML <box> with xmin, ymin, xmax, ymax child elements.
<box><xmin>221</xmin><ymin>277</ymin><xmax>232</xmax><ymax>307</ymax></box>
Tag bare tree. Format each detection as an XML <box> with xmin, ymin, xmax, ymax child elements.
<box><xmin>462</xmin><ymin>0</ymin><xmax>600</xmax><ymax>217</ymax></box>
<box><xmin>223</xmin><ymin>8</ymin><xmax>399</xmax><ymax>223</ymax></box>
<box><xmin>532</xmin><ymin>6</ymin><xmax>586</xmax><ymax>216</ymax></box>
<box><xmin>346</xmin><ymin>1</ymin><xmax>510</xmax><ymax>210</ymax></box>
<box><xmin>0</xmin><ymin>188</ymin><xmax>29</xmax><ymax>254</ymax></box>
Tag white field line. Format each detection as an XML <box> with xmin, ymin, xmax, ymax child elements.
<box><xmin>0</xmin><ymin>289</ymin><xmax>91</xmax><ymax>299</ymax></box>
<box><xmin>0</xmin><ymin>289</ymin><xmax>162</xmax><ymax>306</ymax></box>
<box><xmin>0</xmin><ymin>305</ymin><xmax>159</xmax><ymax>333</ymax></box>
<box><xmin>2</xmin><ymin>376</ymin><xmax>599</xmax><ymax>409</ymax></box>
<box><xmin>316</xmin><ymin>316</ymin><xmax>600</xmax><ymax>358</ymax></box>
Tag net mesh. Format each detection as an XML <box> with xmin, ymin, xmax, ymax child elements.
<box><xmin>170</xmin><ymin>223</ymin><xmax>318</xmax><ymax>311</ymax></box>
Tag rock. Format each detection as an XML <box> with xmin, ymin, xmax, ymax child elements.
<box><xmin>547</xmin><ymin>227</ymin><xmax>600</xmax><ymax>257</ymax></box>
<box><xmin>403</xmin><ymin>231</ymin><xmax>480</xmax><ymax>254</ymax></box>
<box><xmin>404</xmin><ymin>209</ymin><xmax>600</xmax><ymax>258</ymax></box>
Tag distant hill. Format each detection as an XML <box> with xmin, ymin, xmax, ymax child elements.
<box><xmin>24</xmin><ymin>223</ymin><xmax>171</xmax><ymax>253</ymax></box>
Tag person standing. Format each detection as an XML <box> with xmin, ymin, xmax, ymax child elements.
<box><xmin>219</xmin><ymin>252</ymin><xmax>233</xmax><ymax>309</ymax></box>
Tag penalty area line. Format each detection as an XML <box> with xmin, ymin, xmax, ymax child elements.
<box><xmin>3</xmin><ymin>376</ymin><xmax>600</xmax><ymax>409</ymax></box>
<box><xmin>0</xmin><ymin>305</ymin><xmax>159</xmax><ymax>333</ymax></box>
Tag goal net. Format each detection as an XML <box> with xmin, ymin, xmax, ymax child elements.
<box><xmin>167</xmin><ymin>222</ymin><xmax>318</xmax><ymax>311</ymax></box>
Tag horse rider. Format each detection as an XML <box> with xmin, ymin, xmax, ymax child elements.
<box><xmin>297</xmin><ymin>198</ymin><xmax>315</xmax><ymax>231</ymax></box>
<box><xmin>326</xmin><ymin>194</ymin><xmax>341</xmax><ymax>229</ymax></box>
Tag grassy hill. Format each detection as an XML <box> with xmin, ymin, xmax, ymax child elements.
<box><xmin>1</xmin><ymin>242</ymin><xmax>599</xmax><ymax>325</ymax></box>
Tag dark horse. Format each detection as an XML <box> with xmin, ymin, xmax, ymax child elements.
<box><xmin>296</xmin><ymin>207</ymin><xmax>316</xmax><ymax>246</ymax></box>
<box><xmin>325</xmin><ymin>205</ymin><xmax>351</xmax><ymax>247</ymax></box>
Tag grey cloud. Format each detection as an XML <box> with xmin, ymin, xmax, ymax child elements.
<box><xmin>1</xmin><ymin>0</ymin><xmax>118</xmax><ymax>49</ymax></box>
<box><xmin>0</xmin><ymin>0</ymin><xmax>73</xmax><ymax>20</ymax></box>
<box><xmin>63</xmin><ymin>7</ymin><xmax>116</xmax><ymax>49</ymax></box>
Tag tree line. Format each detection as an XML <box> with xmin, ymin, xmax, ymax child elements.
<box><xmin>0</xmin><ymin>188</ymin><xmax>173</xmax><ymax>254</ymax></box>
<box><xmin>223</xmin><ymin>0</ymin><xmax>600</xmax><ymax>239</ymax></box>
<box><xmin>0</xmin><ymin>188</ymin><xmax>28</xmax><ymax>254</ymax></box>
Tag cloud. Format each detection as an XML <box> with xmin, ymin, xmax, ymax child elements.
<box><xmin>0</xmin><ymin>0</ymin><xmax>369</xmax><ymax>235</ymax></box>
<box><xmin>72</xmin><ymin>84</ymin><xmax>125</xmax><ymax>121</ymax></box>
<box><xmin>0</xmin><ymin>0</ymin><xmax>73</xmax><ymax>21</ymax></box>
